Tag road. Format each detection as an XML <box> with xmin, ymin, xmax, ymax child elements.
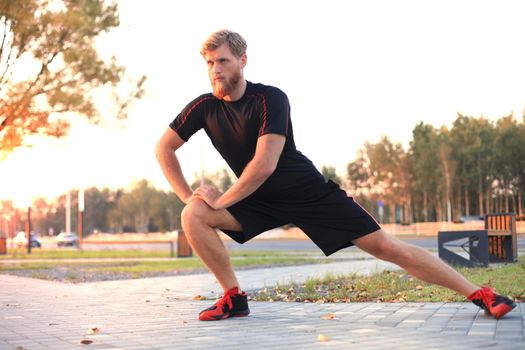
<box><xmin>35</xmin><ymin>235</ymin><xmax>525</xmax><ymax>254</ymax></box>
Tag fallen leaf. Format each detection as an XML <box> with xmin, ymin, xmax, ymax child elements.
<box><xmin>79</xmin><ymin>339</ymin><xmax>93</xmax><ymax>345</ymax></box>
<box><xmin>321</xmin><ymin>313</ymin><xmax>336</xmax><ymax>320</ymax></box>
<box><xmin>86</xmin><ymin>327</ymin><xmax>99</xmax><ymax>335</ymax></box>
<box><xmin>192</xmin><ymin>295</ymin><xmax>203</xmax><ymax>300</ymax></box>
<box><xmin>182</xmin><ymin>320</ymin><xmax>188</xmax><ymax>325</ymax></box>
<box><xmin>317</xmin><ymin>334</ymin><xmax>329</xmax><ymax>342</ymax></box>
<box><xmin>416</xmin><ymin>285</ymin><xmax>423</xmax><ymax>290</ymax></box>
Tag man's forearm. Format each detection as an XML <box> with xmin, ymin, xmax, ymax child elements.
<box><xmin>215</xmin><ymin>157</ymin><xmax>273</xmax><ymax>209</ymax></box>
<box><xmin>156</xmin><ymin>146</ymin><xmax>193</xmax><ymax>204</ymax></box>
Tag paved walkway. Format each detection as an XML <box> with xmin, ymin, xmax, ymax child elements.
<box><xmin>1</xmin><ymin>257</ymin><xmax>523</xmax><ymax>349</ymax></box>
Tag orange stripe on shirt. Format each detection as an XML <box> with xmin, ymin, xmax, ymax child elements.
<box><xmin>176</xmin><ymin>96</ymin><xmax>215</xmax><ymax>131</ymax></box>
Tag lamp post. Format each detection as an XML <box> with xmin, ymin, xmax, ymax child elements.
<box><xmin>26</xmin><ymin>205</ymin><xmax>31</xmax><ymax>254</ymax></box>
<box><xmin>78</xmin><ymin>189</ymin><xmax>84</xmax><ymax>250</ymax></box>
<box><xmin>16</xmin><ymin>196</ymin><xmax>32</xmax><ymax>254</ymax></box>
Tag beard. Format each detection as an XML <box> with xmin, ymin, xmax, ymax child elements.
<box><xmin>211</xmin><ymin>71</ymin><xmax>242</xmax><ymax>99</ymax></box>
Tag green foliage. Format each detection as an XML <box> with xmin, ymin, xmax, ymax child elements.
<box><xmin>321</xmin><ymin>165</ymin><xmax>341</xmax><ymax>185</ymax></box>
<box><xmin>348</xmin><ymin>114</ymin><xmax>525</xmax><ymax>222</ymax></box>
<box><xmin>0</xmin><ymin>0</ymin><xmax>146</xmax><ymax>152</ymax></box>
<box><xmin>0</xmin><ymin>178</ymin><xmax>185</xmax><ymax>236</ymax></box>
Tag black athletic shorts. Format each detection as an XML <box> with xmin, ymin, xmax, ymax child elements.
<box><xmin>224</xmin><ymin>180</ymin><xmax>381</xmax><ymax>256</ymax></box>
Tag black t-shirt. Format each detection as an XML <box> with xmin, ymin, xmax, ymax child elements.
<box><xmin>170</xmin><ymin>81</ymin><xmax>326</xmax><ymax>201</ymax></box>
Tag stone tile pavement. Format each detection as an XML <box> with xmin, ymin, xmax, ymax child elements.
<box><xmin>0</xmin><ymin>259</ymin><xmax>524</xmax><ymax>349</ymax></box>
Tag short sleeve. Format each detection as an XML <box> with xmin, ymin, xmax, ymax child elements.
<box><xmin>258</xmin><ymin>87</ymin><xmax>290</xmax><ymax>137</ymax></box>
<box><xmin>169</xmin><ymin>95</ymin><xmax>213</xmax><ymax>141</ymax></box>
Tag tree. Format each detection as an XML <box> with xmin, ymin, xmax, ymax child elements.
<box><xmin>0</xmin><ymin>0</ymin><xmax>145</xmax><ymax>153</ymax></box>
<box><xmin>409</xmin><ymin>123</ymin><xmax>442</xmax><ymax>222</ymax></box>
<box><xmin>321</xmin><ymin>165</ymin><xmax>341</xmax><ymax>185</ymax></box>
<box><xmin>83</xmin><ymin>186</ymin><xmax>116</xmax><ymax>233</ymax></box>
<box><xmin>347</xmin><ymin>149</ymin><xmax>372</xmax><ymax>195</ymax></box>
<box><xmin>364</xmin><ymin>136</ymin><xmax>412</xmax><ymax>224</ymax></box>
<box><xmin>107</xmin><ymin>179</ymin><xmax>185</xmax><ymax>233</ymax></box>
<box><xmin>492</xmin><ymin>115</ymin><xmax>524</xmax><ymax>213</ymax></box>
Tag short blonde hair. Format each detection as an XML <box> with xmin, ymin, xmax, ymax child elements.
<box><xmin>200</xmin><ymin>29</ymin><xmax>247</xmax><ymax>58</ymax></box>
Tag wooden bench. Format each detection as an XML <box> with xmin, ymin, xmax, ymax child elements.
<box><xmin>438</xmin><ymin>213</ymin><xmax>518</xmax><ymax>267</ymax></box>
<box><xmin>485</xmin><ymin>213</ymin><xmax>518</xmax><ymax>263</ymax></box>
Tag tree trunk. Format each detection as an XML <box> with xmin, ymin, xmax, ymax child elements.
<box><xmin>504</xmin><ymin>180</ymin><xmax>510</xmax><ymax>213</ymax></box>
<box><xmin>465</xmin><ymin>187</ymin><xmax>470</xmax><ymax>217</ymax></box>
<box><xmin>423</xmin><ymin>192</ymin><xmax>428</xmax><ymax>222</ymax></box>
<box><xmin>442</xmin><ymin>158</ymin><xmax>452</xmax><ymax>222</ymax></box>
<box><xmin>479</xmin><ymin>179</ymin><xmax>484</xmax><ymax>217</ymax></box>
<box><xmin>455</xmin><ymin>185</ymin><xmax>462</xmax><ymax>222</ymax></box>
<box><xmin>518</xmin><ymin>190</ymin><xmax>523</xmax><ymax>216</ymax></box>
<box><xmin>486</xmin><ymin>190</ymin><xmax>491</xmax><ymax>215</ymax></box>
<box><xmin>435</xmin><ymin>193</ymin><xmax>442</xmax><ymax>222</ymax></box>
<box><xmin>389</xmin><ymin>204</ymin><xmax>396</xmax><ymax>224</ymax></box>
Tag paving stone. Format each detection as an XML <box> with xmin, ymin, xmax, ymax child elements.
<box><xmin>1</xmin><ymin>259</ymin><xmax>524</xmax><ymax>349</ymax></box>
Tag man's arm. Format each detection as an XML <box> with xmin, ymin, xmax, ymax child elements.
<box><xmin>193</xmin><ymin>133</ymin><xmax>285</xmax><ymax>209</ymax></box>
<box><xmin>155</xmin><ymin>128</ymin><xmax>194</xmax><ymax>204</ymax></box>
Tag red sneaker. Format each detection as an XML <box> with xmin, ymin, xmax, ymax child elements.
<box><xmin>468</xmin><ymin>287</ymin><xmax>516</xmax><ymax>319</ymax></box>
<box><xmin>198</xmin><ymin>287</ymin><xmax>250</xmax><ymax>321</ymax></box>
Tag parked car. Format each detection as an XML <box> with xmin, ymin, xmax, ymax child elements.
<box><xmin>56</xmin><ymin>232</ymin><xmax>78</xmax><ymax>247</ymax></box>
<box><xmin>13</xmin><ymin>231</ymin><xmax>42</xmax><ymax>248</ymax></box>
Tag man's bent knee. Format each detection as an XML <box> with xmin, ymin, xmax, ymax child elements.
<box><xmin>181</xmin><ymin>199</ymin><xmax>213</xmax><ymax>231</ymax></box>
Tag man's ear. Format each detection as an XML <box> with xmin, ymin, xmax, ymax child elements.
<box><xmin>240</xmin><ymin>54</ymin><xmax>247</xmax><ymax>68</ymax></box>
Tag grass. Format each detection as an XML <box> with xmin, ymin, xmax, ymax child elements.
<box><xmin>0</xmin><ymin>251</ymin><xmax>326</xmax><ymax>282</ymax></box>
<box><xmin>0</xmin><ymin>248</ymin><xmax>319</xmax><ymax>260</ymax></box>
<box><xmin>0</xmin><ymin>249</ymin><xmax>171</xmax><ymax>259</ymax></box>
<box><xmin>254</xmin><ymin>256</ymin><xmax>525</xmax><ymax>303</ymax></box>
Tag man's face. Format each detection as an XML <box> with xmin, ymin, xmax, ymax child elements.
<box><xmin>204</xmin><ymin>43</ymin><xmax>246</xmax><ymax>100</ymax></box>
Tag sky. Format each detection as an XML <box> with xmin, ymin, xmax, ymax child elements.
<box><xmin>1</xmin><ymin>0</ymin><xmax>525</xmax><ymax>205</ymax></box>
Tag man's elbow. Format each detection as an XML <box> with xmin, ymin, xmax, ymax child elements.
<box><xmin>155</xmin><ymin>140</ymin><xmax>171</xmax><ymax>161</ymax></box>
<box><xmin>259</xmin><ymin>162</ymin><xmax>277</xmax><ymax>179</ymax></box>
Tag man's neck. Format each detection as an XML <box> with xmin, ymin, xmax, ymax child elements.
<box><xmin>223</xmin><ymin>79</ymin><xmax>247</xmax><ymax>102</ymax></box>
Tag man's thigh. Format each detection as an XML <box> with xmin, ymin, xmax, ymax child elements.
<box><xmin>187</xmin><ymin>198</ymin><xmax>243</xmax><ymax>232</ymax></box>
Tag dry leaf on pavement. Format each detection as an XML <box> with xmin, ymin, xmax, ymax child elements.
<box><xmin>86</xmin><ymin>327</ymin><xmax>99</xmax><ymax>335</ymax></box>
<box><xmin>317</xmin><ymin>334</ymin><xmax>329</xmax><ymax>342</ymax></box>
<box><xmin>321</xmin><ymin>313</ymin><xmax>336</xmax><ymax>320</ymax></box>
<box><xmin>79</xmin><ymin>339</ymin><xmax>93</xmax><ymax>345</ymax></box>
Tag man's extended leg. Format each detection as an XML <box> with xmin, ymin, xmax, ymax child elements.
<box><xmin>352</xmin><ymin>229</ymin><xmax>516</xmax><ymax>318</ymax></box>
<box><xmin>181</xmin><ymin>198</ymin><xmax>242</xmax><ymax>291</ymax></box>
<box><xmin>352</xmin><ymin>229</ymin><xmax>478</xmax><ymax>296</ymax></box>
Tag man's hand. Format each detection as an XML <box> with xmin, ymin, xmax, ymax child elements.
<box><xmin>192</xmin><ymin>185</ymin><xmax>225</xmax><ymax>210</ymax></box>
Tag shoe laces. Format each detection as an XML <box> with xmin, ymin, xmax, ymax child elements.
<box><xmin>216</xmin><ymin>287</ymin><xmax>238</xmax><ymax>312</ymax></box>
<box><xmin>469</xmin><ymin>287</ymin><xmax>495</xmax><ymax>309</ymax></box>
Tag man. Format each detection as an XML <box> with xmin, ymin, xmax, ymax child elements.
<box><xmin>156</xmin><ymin>29</ymin><xmax>516</xmax><ymax>321</ymax></box>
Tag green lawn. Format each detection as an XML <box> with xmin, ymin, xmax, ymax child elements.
<box><xmin>0</xmin><ymin>249</ymin><xmax>171</xmax><ymax>259</ymax></box>
<box><xmin>0</xmin><ymin>248</ymin><xmax>319</xmax><ymax>259</ymax></box>
<box><xmin>0</xmin><ymin>250</ymin><xmax>326</xmax><ymax>282</ymax></box>
<box><xmin>254</xmin><ymin>256</ymin><xmax>525</xmax><ymax>303</ymax></box>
